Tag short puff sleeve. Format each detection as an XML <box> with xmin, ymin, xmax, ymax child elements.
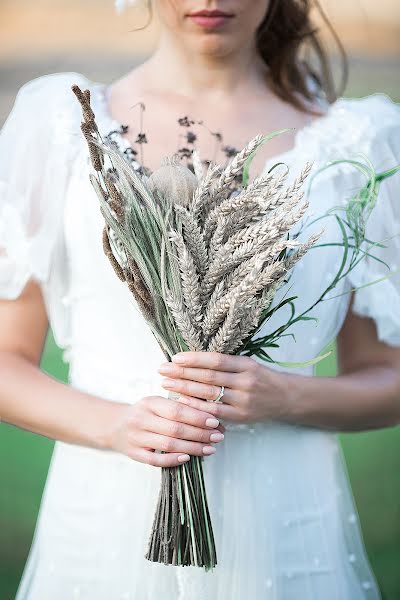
<box><xmin>0</xmin><ymin>71</ymin><xmax>88</xmax><ymax>350</ymax></box>
<box><xmin>346</xmin><ymin>94</ymin><xmax>400</xmax><ymax>346</ymax></box>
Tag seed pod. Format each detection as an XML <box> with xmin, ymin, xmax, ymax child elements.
<box><xmin>147</xmin><ymin>154</ymin><xmax>198</xmax><ymax>207</ymax></box>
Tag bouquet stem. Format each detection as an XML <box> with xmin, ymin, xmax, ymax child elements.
<box><xmin>145</xmin><ymin>395</ymin><xmax>217</xmax><ymax>569</ymax></box>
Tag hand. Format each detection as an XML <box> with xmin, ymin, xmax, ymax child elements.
<box><xmin>108</xmin><ymin>394</ymin><xmax>225</xmax><ymax>467</ymax></box>
<box><xmin>158</xmin><ymin>352</ymin><xmax>290</xmax><ymax>424</ymax></box>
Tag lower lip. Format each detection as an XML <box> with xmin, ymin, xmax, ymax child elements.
<box><xmin>188</xmin><ymin>15</ymin><xmax>233</xmax><ymax>29</ymax></box>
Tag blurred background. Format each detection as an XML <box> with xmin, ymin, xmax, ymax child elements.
<box><xmin>0</xmin><ymin>0</ymin><xmax>399</xmax><ymax>598</ymax></box>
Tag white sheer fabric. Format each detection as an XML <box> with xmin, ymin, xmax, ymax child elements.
<box><xmin>1</xmin><ymin>71</ymin><xmax>399</xmax><ymax>600</ymax></box>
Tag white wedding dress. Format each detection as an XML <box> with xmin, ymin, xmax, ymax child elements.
<box><xmin>1</xmin><ymin>71</ymin><xmax>400</xmax><ymax>600</ymax></box>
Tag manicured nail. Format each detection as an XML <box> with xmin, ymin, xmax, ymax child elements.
<box><xmin>178</xmin><ymin>454</ymin><xmax>190</xmax><ymax>463</ymax></box>
<box><xmin>203</xmin><ymin>446</ymin><xmax>216</xmax><ymax>455</ymax></box>
<box><xmin>158</xmin><ymin>363</ymin><xmax>174</xmax><ymax>374</ymax></box>
<box><xmin>162</xmin><ymin>378</ymin><xmax>176</xmax><ymax>389</ymax></box>
<box><xmin>210</xmin><ymin>432</ymin><xmax>224</xmax><ymax>442</ymax></box>
<box><xmin>172</xmin><ymin>354</ymin><xmax>186</xmax><ymax>364</ymax></box>
<box><xmin>205</xmin><ymin>417</ymin><xmax>219</xmax><ymax>428</ymax></box>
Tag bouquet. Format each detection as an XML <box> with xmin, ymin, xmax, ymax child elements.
<box><xmin>72</xmin><ymin>84</ymin><xmax>399</xmax><ymax>570</ymax></box>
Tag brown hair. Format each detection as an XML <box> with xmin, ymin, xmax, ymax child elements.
<box><xmin>256</xmin><ymin>0</ymin><xmax>348</xmax><ymax>115</ymax></box>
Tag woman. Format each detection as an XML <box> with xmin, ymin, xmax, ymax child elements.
<box><xmin>1</xmin><ymin>0</ymin><xmax>399</xmax><ymax>598</ymax></box>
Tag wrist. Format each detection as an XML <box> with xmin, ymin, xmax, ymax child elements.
<box><xmin>274</xmin><ymin>371</ymin><xmax>307</xmax><ymax>424</ymax></box>
<box><xmin>90</xmin><ymin>397</ymin><xmax>130</xmax><ymax>451</ymax></box>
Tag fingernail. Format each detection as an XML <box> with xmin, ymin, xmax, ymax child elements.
<box><xmin>161</xmin><ymin>378</ymin><xmax>176</xmax><ymax>389</ymax></box>
<box><xmin>178</xmin><ymin>454</ymin><xmax>190</xmax><ymax>463</ymax></box>
<box><xmin>172</xmin><ymin>354</ymin><xmax>185</xmax><ymax>364</ymax></box>
<box><xmin>205</xmin><ymin>417</ymin><xmax>220</xmax><ymax>428</ymax></box>
<box><xmin>203</xmin><ymin>446</ymin><xmax>216</xmax><ymax>455</ymax></box>
<box><xmin>158</xmin><ymin>363</ymin><xmax>174</xmax><ymax>374</ymax></box>
<box><xmin>210</xmin><ymin>432</ymin><xmax>224</xmax><ymax>442</ymax></box>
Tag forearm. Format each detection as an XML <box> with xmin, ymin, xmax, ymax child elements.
<box><xmin>282</xmin><ymin>364</ymin><xmax>400</xmax><ymax>432</ymax></box>
<box><xmin>0</xmin><ymin>351</ymin><xmax>122</xmax><ymax>449</ymax></box>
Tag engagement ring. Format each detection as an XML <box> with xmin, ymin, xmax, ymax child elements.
<box><xmin>213</xmin><ymin>385</ymin><xmax>225</xmax><ymax>403</ymax></box>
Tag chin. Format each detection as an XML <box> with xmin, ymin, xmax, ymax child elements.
<box><xmin>187</xmin><ymin>32</ymin><xmax>239</xmax><ymax>57</ymax></box>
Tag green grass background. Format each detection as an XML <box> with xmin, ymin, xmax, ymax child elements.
<box><xmin>0</xmin><ymin>332</ymin><xmax>399</xmax><ymax>599</ymax></box>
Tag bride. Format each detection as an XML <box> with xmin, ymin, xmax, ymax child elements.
<box><xmin>1</xmin><ymin>0</ymin><xmax>400</xmax><ymax>598</ymax></box>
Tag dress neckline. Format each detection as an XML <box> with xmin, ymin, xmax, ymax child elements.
<box><xmin>93</xmin><ymin>79</ymin><xmax>343</xmax><ymax>173</ymax></box>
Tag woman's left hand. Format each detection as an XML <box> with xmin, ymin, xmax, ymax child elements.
<box><xmin>158</xmin><ymin>352</ymin><xmax>292</xmax><ymax>424</ymax></box>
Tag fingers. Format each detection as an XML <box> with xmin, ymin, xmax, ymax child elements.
<box><xmin>131</xmin><ymin>448</ymin><xmax>192</xmax><ymax>468</ymax></box>
<box><xmin>145</xmin><ymin>395</ymin><xmax>221</xmax><ymax>429</ymax></box>
<box><xmin>135</xmin><ymin>430</ymin><xmax>217</xmax><ymax>457</ymax></box>
<box><xmin>174</xmin><ymin>394</ymin><xmax>239</xmax><ymax>422</ymax></box>
<box><xmin>140</xmin><ymin>411</ymin><xmax>225</xmax><ymax>445</ymax></box>
<box><xmin>171</xmin><ymin>351</ymin><xmax>255</xmax><ymax>373</ymax></box>
<box><xmin>158</xmin><ymin>363</ymin><xmax>234</xmax><ymax>386</ymax></box>
<box><xmin>161</xmin><ymin>377</ymin><xmax>235</xmax><ymax>404</ymax></box>
<box><xmin>125</xmin><ymin>396</ymin><xmax>227</xmax><ymax>468</ymax></box>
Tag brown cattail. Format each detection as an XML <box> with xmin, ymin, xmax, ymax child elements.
<box><xmin>71</xmin><ymin>84</ymin><xmax>97</xmax><ymax>126</ymax></box>
<box><xmin>80</xmin><ymin>121</ymin><xmax>103</xmax><ymax>171</ymax></box>
<box><xmin>126</xmin><ymin>279</ymin><xmax>155</xmax><ymax>322</ymax></box>
<box><xmin>102</xmin><ymin>226</ymin><xmax>126</xmax><ymax>282</ymax></box>
<box><xmin>72</xmin><ymin>84</ymin><xmax>104</xmax><ymax>171</ymax></box>
<box><xmin>104</xmin><ymin>174</ymin><xmax>125</xmax><ymax>222</ymax></box>
<box><xmin>126</xmin><ymin>254</ymin><xmax>153</xmax><ymax>307</ymax></box>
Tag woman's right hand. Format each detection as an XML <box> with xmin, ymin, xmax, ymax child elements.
<box><xmin>108</xmin><ymin>395</ymin><xmax>225</xmax><ymax>467</ymax></box>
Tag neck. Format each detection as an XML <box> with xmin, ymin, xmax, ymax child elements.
<box><xmin>142</xmin><ymin>30</ymin><xmax>270</xmax><ymax>102</ymax></box>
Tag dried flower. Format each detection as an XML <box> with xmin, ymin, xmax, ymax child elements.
<box><xmin>186</xmin><ymin>131</ymin><xmax>197</xmax><ymax>144</ymax></box>
<box><xmin>135</xmin><ymin>132</ymin><xmax>147</xmax><ymax>144</ymax></box>
<box><xmin>178</xmin><ymin>116</ymin><xmax>195</xmax><ymax>127</ymax></box>
<box><xmin>222</xmin><ymin>145</ymin><xmax>239</xmax><ymax>157</ymax></box>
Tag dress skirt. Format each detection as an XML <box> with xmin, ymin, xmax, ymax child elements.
<box><xmin>15</xmin><ymin>370</ymin><xmax>382</xmax><ymax>600</ymax></box>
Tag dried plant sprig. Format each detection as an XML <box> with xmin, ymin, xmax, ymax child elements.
<box><xmin>126</xmin><ymin>254</ymin><xmax>154</xmax><ymax>313</ymax></box>
<box><xmin>173</xmin><ymin>204</ymin><xmax>208</xmax><ymax>275</ymax></box>
<box><xmin>72</xmin><ymin>85</ymin><xmax>104</xmax><ymax>172</ymax></box>
<box><xmin>244</xmin><ymin>165</ymin><xmax>289</xmax><ymax>195</ymax></box>
<box><xmin>102</xmin><ymin>226</ymin><xmax>126</xmax><ymax>282</ymax></box>
<box><xmin>202</xmin><ymin>165</ymin><xmax>288</xmax><ymax>242</ymax></box>
<box><xmin>190</xmin><ymin>161</ymin><xmax>222</xmax><ymax>220</ymax></box>
<box><xmin>202</xmin><ymin>225</ymin><xmax>308</xmax><ymax>299</ymax></box>
<box><xmin>72</xmin><ymin>85</ymin><xmax>96</xmax><ymax>123</ymax></box>
<box><xmin>165</xmin><ymin>289</ymin><xmax>204</xmax><ymax>351</ymax></box>
<box><xmin>214</xmin><ymin>134</ymin><xmax>264</xmax><ymax>193</ymax></box>
<box><xmin>235</xmin><ymin>284</ymin><xmax>280</xmax><ymax>350</ymax></box>
<box><xmin>104</xmin><ymin>172</ymin><xmax>125</xmax><ymax>221</ymax></box>
<box><xmin>202</xmin><ymin>239</ymin><xmax>303</xmax><ymax>338</ymax></box>
<box><xmin>205</xmin><ymin>231</ymin><xmax>322</xmax><ymax>352</ymax></box>
<box><xmin>208</xmin><ymin>204</ymin><xmax>268</xmax><ymax>257</ymax></box>
<box><xmin>258</xmin><ymin>162</ymin><xmax>313</xmax><ymax>215</ymax></box>
<box><xmin>168</xmin><ymin>231</ymin><xmax>204</xmax><ymax>329</ymax></box>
